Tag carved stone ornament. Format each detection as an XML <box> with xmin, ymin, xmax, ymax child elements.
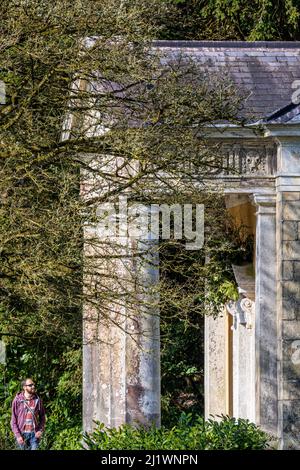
<box><xmin>219</xmin><ymin>143</ymin><xmax>276</xmax><ymax>177</ymax></box>
<box><xmin>226</xmin><ymin>297</ymin><xmax>255</xmax><ymax>329</ymax></box>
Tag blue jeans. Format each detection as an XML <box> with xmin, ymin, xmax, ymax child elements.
<box><xmin>17</xmin><ymin>432</ymin><xmax>39</xmax><ymax>450</ymax></box>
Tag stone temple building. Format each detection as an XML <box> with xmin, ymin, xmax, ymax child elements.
<box><xmin>81</xmin><ymin>42</ymin><xmax>300</xmax><ymax>449</ymax></box>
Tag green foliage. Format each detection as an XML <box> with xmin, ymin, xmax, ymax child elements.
<box><xmin>0</xmin><ymin>341</ymin><xmax>81</xmax><ymax>450</ymax></box>
<box><xmin>0</xmin><ymin>0</ymin><xmax>244</xmax><ymax>349</ymax></box>
<box><xmin>35</xmin><ymin>348</ymin><xmax>82</xmax><ymax>450</ymax></box>
<box><xmin>50</xmin><ymin>426</ymin><xmax>82</xmax><ymax>450</ymax></box>
<box><xmin>84</xmin><ymin>413</ymin><xmax>270</xmax><ymax>450</ymax></box>
<box><xmin>162</xmin><ymin>0</ymin><xmax>300</xmax><ymax>40</ymax></box>
<box><xmin>0</xmin><ymin>0</ymin><xmax>265</xmax><ymax>451</ymax></box>
<box><xmin>204</xmin><ymin>220</ymin><xmax>254</xmax><ymax>312</ymax></box>
<box><xmin>0</xmin><ymin>2</ymin><xmax>248</xmax><ymax>449</ymax></box>
<box><xmin>161</xmin><ymin>316</ymin><xmax>204</xmax><ymax>426</ymax></box>
<box><xmin>0</xmin><ymin>365</ymin><xmax>18</xmax><ymax>450</ymax></box>
<box><xmin>160</xmin><ymin>198</ymin><xmax>253</xmax><ymax>425</ymax></box>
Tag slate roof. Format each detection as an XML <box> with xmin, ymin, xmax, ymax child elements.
<box><xmin>153</xmin><ymin>41</ymin><xmax>300</xmax><ymax>121</ymax></box>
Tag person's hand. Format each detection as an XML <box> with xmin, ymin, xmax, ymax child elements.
<box><xmin>35</xmin><ymin>431</ymin><xmax>42</xmax><ymax>440</ymax></box>
<box><xmin>17</xmin><ymin>436</ymin><xmax>24</xmax><ymax>445</ymax></box>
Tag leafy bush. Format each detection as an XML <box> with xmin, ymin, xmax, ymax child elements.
<box><xmin>84</xmin><ymin>413</ymin><xmax>270</xmax><ymax>450</ymax></box>
<box><xmin>0</xmin><ymin>344</ymin><xmax>82</xmax><ymax>450</ymax></box>
<box><xmin>161</xmin><ymin>316</ymin><xmax>204</xmax><ymax>426</ymax></box>
<box><xmin>37</xmin><ymin>349</ymin><xmax>82</xmax><ymax>450</ymax></box>
<box><xmin>50</xmin><ymin>426</ymin><xmax>82</xmax><ymax>450</ymax></box>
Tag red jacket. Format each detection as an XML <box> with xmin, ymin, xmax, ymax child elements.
<box><xmin>11</xmin><ymin>392</ymin><xmax>46</xmax><ymax>438</ymax></box>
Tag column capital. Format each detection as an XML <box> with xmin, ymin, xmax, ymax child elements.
<box><xmin>252</xmin><ymin>193</ymin><xmax>276</xmax><ymax>214</ymax></box>
<box><xmin>226</xmin><ymin>297</ymin><xmax>254</xmax><ymax>329</ymax></box>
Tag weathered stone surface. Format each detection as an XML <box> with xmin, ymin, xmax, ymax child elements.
<box><xmin>204</xmin><ymin>313</ymin><xmax>227</xmax><ymax>418</ymax></box>
<box><xmin>282</xmin><ymin>221</ymin><xmax>298</xmax><ymax>241</ymax></box>
<box><xmin>281</xmin><ymin>401</ymin><xmax>300</xmax><ymax>450</ymax></box>
<box><xmin>282</xmin><ymin>261</ymin><xmax>294</xmax><ymax>280</ymax></box>
<box><xmin>294</xmin><ymin>262</ymin><xmax>300</xmax><ymax>281</ymax></box>
<box><xmin>279</xmin><ymin>148</ymin><xmax>300</xmax><ymax>175</ymax></box>
<box><xmin>282</xmin><ymin>281</ymin><xmax>300</xmax><ymax>303</ymax></box>
<box><xmin>296</xmin><ymin>303</ymin><xmax>300</xmax><ymax>320</ymax></box>
<box><xmin>254</xmin><ymin>193</ymin><xmax>278</xmax><ymax>434</ymax></box>
<box><xmin>259</xmin><ymin>381</ymin><xmax>279</xmax><ymax>430</ymax></box>
<box><xmin>283</xmin><ymin>320</ymin><xmax>300</xmax><ymax>340</ymax></box>
<box><xmin>282</xmin><ymin>299</ymin><xmax>296</xmax><ymax>320</ymax></box>
<box><xmin>231</xmin><ymin>307</ymin><xmax>255</xmax><ymax>422</ymax></box>
<box><xmin>283</xmin><ymin>201</ymin><xmax>300</xmax><ymax>221</ymax></box>
<box><xmin>83</xmin><ymin>235</ymin><xmax>161</xmax><ymax>433</ymax></box>
<box><xmin>282</xmin><ymin>380</ymin><xmax>300</xmax><ymax>400</ymax></box>
<box><xmin>282</xmin><ymin>339</ymin><xmax>300</xmax><ymax>362</ymax></box>
<box><xmin>283</xmin><ymin>241</ymin><xmax>300</xmax><ymax>260</ymax></box>
<box><xmin>279</xmin><ymin>185</ymin><xmax>300</xmax><ymax>448</ymax></box>
<box><xmin>282</xmin><ymin>429</ymin><xmax>300</xmax><ymax>450</ymax></box>
<box><xmin>282</xmin><ymin>359</ymin><xmax>300</xmax><ymax>380</ymax></box>
<box><xmin>282</xmin><ymin>193</ymin><xmax>300</xmax><ymax>201</ymax></box>
<box><xmin>219</xmin><ymin>143</ymin><xmax>276</xmax><ymax>177</ymax></box>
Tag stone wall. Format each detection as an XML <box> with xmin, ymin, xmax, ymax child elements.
<box><xmin>278</xmin><ymin>191</ymin><xmax>300</xmax><ymax>449</ymax></box>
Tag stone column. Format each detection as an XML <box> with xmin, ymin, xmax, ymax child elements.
<box><xmin>125</xmin><ymin>237</ymin><xmax>161</xmax><ymax>427</ymax></box>
<box><xmin>204</xmin><ymin>313</ymin><xmax>227</xmax><ymax>418</ymax></box>
<box><xmin>253</xmin><ymin>193</ymin><xmax>278</xmax><ymax>434</ymax></box>
<box><xmin>83</xmin><ymin>203</ymin><xmax>160</xmax><ymax>433</ymax></box>
<box><xmin>227</xmin><ymin>297</ymin><xmax>255</xmax><ymax>422</ymax></box>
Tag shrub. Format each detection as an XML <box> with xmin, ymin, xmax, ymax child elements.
<box><xmin>50</xmin><ymin>426</ymin><xmax>82</xmax><ymax>450</ymax></box>
<box><xmin>0</xmin><ymin>346</ymin><xmax>82</xmax><ymax>450</ymax></box>
<box><xmin>84</xmin><ymin>413</ymin><xmax>270</xmax><ymax>450</ymax></box>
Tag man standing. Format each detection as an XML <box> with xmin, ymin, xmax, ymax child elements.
<box><xmin>11</xmin><ymin>378</ymin><xmax>46</xmax><ymax>450</ymax></box>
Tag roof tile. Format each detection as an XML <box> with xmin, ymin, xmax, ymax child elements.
<box><xmin>154</xmin><ymin>41</ymin><xmax>300</xmax><ymax>119</ymax></box>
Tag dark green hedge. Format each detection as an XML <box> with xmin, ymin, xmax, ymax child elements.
<box><xmin>84</xmin><ymin>414</ymin><xmax>270</xmax><ymax>450</ymax></box>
